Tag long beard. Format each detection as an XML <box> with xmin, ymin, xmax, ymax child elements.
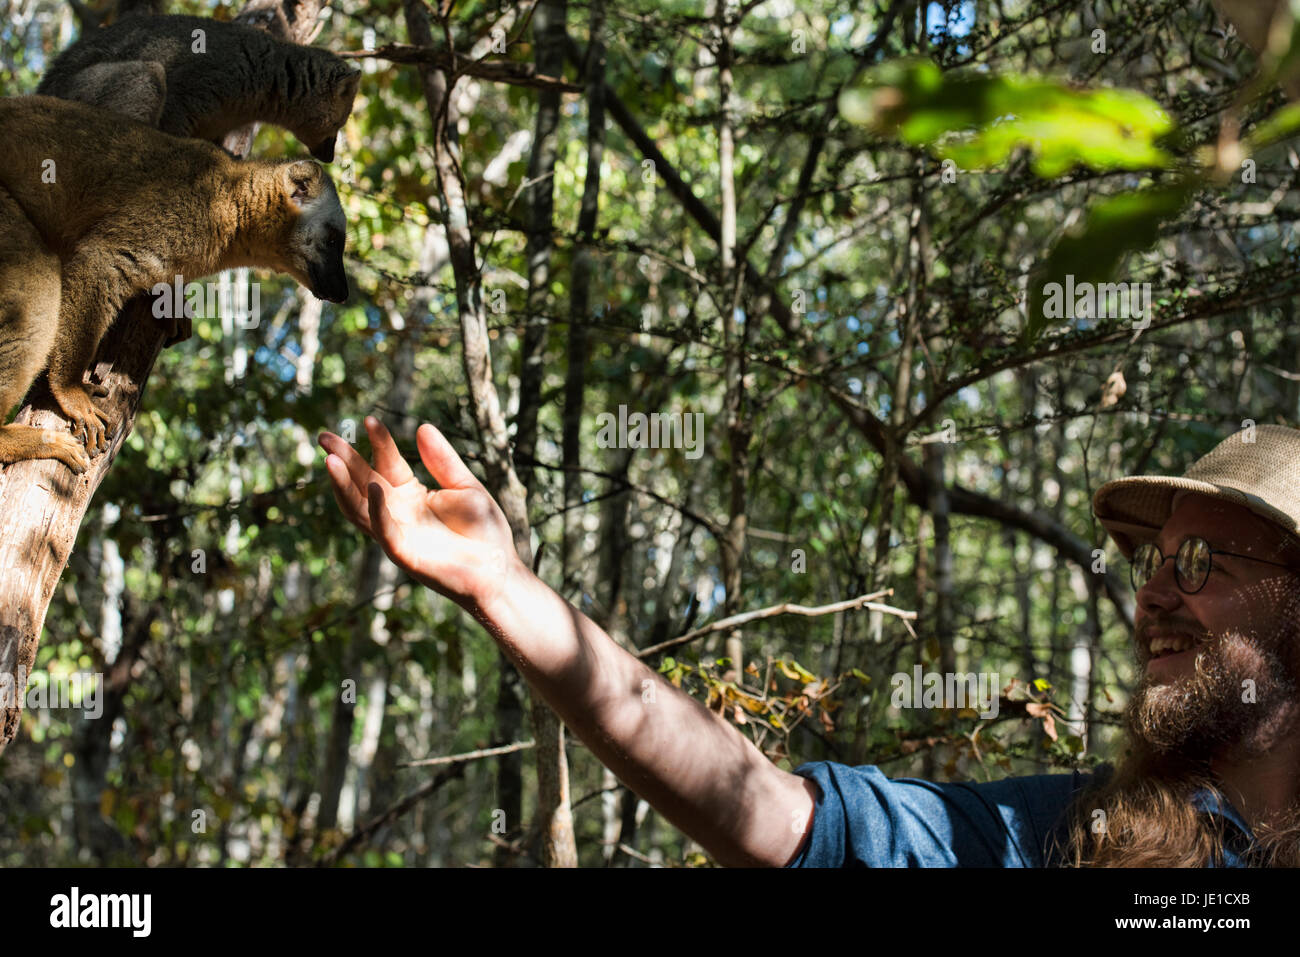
<box><xmin>1128</xmin><ymin>623</ymin><xmax>1300</xmax><ymax>759</ymax></box>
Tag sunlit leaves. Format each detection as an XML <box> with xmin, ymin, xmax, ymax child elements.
<box><xmin>837</xmin><ymin>57</ymin><xmax>1211</xmax><ymax>343</ymax></box>
<box><xmin>1244</xmin><ymin>101</ymin><xmax>1300</xmax><ymax>151</ymax></box>
<box><xmin>840</xmin><ymin>58</ymin><xmax>1174</xmax><ymax>177</ymax></box>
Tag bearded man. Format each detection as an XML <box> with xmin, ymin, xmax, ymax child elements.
<box><xmin>319</xmin><ymin>419</ymin><xmax>1300</xmax><ymax>867</ymax></box>
<box><xmin>1059</xmin><ymin>425</ymin><xmax>1300</xmax><ymax>866</ymax></box>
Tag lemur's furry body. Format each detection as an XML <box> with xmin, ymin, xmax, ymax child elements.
<box><xmin>38</xmin><ymin>14</ymin><xmax>360</xmax><ymax>161</ymax></box>
<box><xmin>0</xmin><ymin>95</ymin><xmax>348</xmax><ymax>472</ymax></box>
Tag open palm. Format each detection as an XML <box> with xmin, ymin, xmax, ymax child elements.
<box><xmin>318</xmin><ymin>417</ymin><xmax>518</xmax><ymax>610</ymax></box>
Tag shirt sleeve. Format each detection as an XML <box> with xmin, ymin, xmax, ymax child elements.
<box><xmin>784</xmin><ymin>761</ymin><xmax>1089</xmax><ymax>868</ymax></box>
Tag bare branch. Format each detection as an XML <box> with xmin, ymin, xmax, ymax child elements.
<box><xmin>344</xmin><ymin>43</ymin><xmax>585</xmax><ymax>92</ymax></box>
<box><xmin>636</xmin><ymin>589</ymin><xmax>917</xmax><ymax>659</ymax></box>
<box><xmin>400</xmin><ymin>739</ymin><xmax>536</xmax><ymax>768</ymax></box>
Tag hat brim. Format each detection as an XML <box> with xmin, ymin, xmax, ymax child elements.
<box><xmin>1092</xmin><ymin>476</ymin><xmax>1300</xmax><ymax>560</ymax></box>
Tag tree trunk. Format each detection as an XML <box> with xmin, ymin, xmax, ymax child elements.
<box><xmin>714</xmin><ymin>1</ymin><xmax>751</xmax><ymax>693</ymax></box>
<box><xmin>495</xmin><ymin>0</ymin><xmax>568</xmax><ymax>866</ymax></box>
<box><xmin>515</xmin><ymin>0</ymin><xmax>568</xmax><ymax>496</ymax></box>
<box><xmin>402</xmin><ymin>0</ymin><xmax>576</xmax><ymax>868</ymax></box>
<box><xmin>562</xmin><ymin>0</ymin><xmax>606</xmax><ymax>592</ymax></box>
<box><xmin>70</xmin><ymin>596</ymin><xmax>156</xmax><ymax>861</ymax></box>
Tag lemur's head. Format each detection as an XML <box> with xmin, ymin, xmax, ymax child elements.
<box><xmin>277</xmin><ymin>160</ymin><xmax>349</xmax><ymax>303</ymax></box>
<box><xmin>298</xmin><ymin>61</ymin><xmax>362</xmax><ymax>163</ymax></box>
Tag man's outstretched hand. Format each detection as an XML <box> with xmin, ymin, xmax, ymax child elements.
<box><xmin>320</xmin><ymin>419</ymin><xmax>816</xmax><ymax>868</ymax></box>
<box><xmin>318</xmin><ymin>417</ymin><xmax>521</xmax><ymax>612</ymax></box>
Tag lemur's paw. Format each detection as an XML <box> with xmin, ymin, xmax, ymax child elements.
<box><xmin>43</xmin><ymin>429</ymin><xmax>92</xmax><ymax>473</ymax></box>
<box><xmin>52</xmin><ymin>385</ymin><xmax>111</xmax><ymax>454</ymax></box>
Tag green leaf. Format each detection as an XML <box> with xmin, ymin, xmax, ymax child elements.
<box><xmin>791</xmin><ymin>660</ymin><xmax>817</xmax><ymax>682</ymax></box>
<box><xmin>840</xmin><ymin>58</ymin><xmax>1174</xmax><ymax>177</ymax></box>
<box><xmin>1245</xmin><ymin>102</ymin><xmax>1300</xmax><ymax>152</ymax></box>
<box><xmin>1024</xmin><ymin>179</ymin><xmax>1200</xmax><ymax>344</ymax></box>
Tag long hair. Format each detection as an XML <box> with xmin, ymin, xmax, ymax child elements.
<box><xmin>1054</xmin><ymin>740</ymin><xmax>1300</xmax><ymax>866</ymax></box>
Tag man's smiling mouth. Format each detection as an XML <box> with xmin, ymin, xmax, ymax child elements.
<box><xmin>1148</xmin><ymin>632</ymin><xmax>1197</xmax><ymax>658</ymax></box>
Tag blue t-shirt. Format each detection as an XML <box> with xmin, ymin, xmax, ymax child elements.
<box><xmin>784</xmin><ymin>761</ymin><xmax>1256</xmax><ymax>867</ymax></box>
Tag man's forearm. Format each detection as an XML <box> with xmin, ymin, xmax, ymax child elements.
<box><xmin>472</xmin><ymin>560</ymin><xmax>816</xmax><ymax>867</ymax></box>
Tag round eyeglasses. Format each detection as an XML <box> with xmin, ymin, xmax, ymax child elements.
<box><xmin>1130</xmin><ymin>536</ymin><xmax>1298</xmax><ymax>594</ymax></box>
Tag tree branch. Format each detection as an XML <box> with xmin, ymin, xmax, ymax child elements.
<box><xmin>345</xmin><ymin>42</ymin><xmax>585</xmax><ymax>92</ymax></box>
<box><xmin>400</xmin><ymin>739</ymin><xmax>536</xmax><ymax>768</ymax></box>
<box><xmin>636</xmin><ymin>589</ymin><xmax>916</xmax><ymax>659</ymax></box>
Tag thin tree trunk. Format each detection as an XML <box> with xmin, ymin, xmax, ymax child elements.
<box><xmin>925</xmin><ymin>442</ymin><xmax>955</xmax><ymax>675</ymax></box>
<box><xmin>1082</xmin><ymin>584</ymin><xmax>1101</xmax><ymax>750</ymax></box>
<box><xmin>920</xmin><ymin>441</ymin><xmax>952</xmax><ymax>779</ymax></box>
<box><xmin>867</xmin><ymin>12</ymin><xmax>928</xmax><ymax>644</ymax></box>
<box><xmin>403</xmin><ymin>0</ymin><xmax>575</xmax><ymax>868</ymax></box>
<box><xmin>715</xmin><ymin>1</ymin><xmax>751</xmax><ymax>693</ymax></box>
<box><xmin>515</xmin><ymin>0</ymin><xmax>568</xmax><ymax>496</ymax></box>
<box><xmin>561</xmin><ymin>0</ymin><xmax>606</xmax><ymax>590</ymax></box>
<box><xmin>498</xmin><ymin>0</ymin><xmax>568</xmax><ymax>865</ymax></box>
<box><xmin>70</xmin><ymin>596</ymin><xmax>157</xmax><ymax>861</ymax></box>
<box><xmin>867</xmin><ymin>154</ymin><xmax>927</xmax><ymax>649</ymax></box>
<box><xmin>1048</xmin><ymin>414</ymin><xmax>1067</xmax><ymax>684</ymax></box>
<box><xmin>340</xmin><ymin>669</ymin><xmax>389</xmax><ymax>829</ymax></box>
<box><xmin>216</xmin><ymin>717</ymin><xmax>256</xmax><ymax>866</ymax></box>
<box><xmin>316</xmin><ymin>545</ymin><xmax>383</xmax><ymax>831</ymax></box>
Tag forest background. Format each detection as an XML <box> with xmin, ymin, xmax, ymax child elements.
<box><xmin>1</xmin><ymin>0</ymin><xmax>1294</xmax><ymax>867</ymax></box>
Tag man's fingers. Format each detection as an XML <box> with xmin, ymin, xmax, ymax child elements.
<box><xmin>319</xmin><ymin>430</ymin><xmax>395</xmax><ymax>499</ymax></box>
<box><xmin>365</xmin><ymin>416</ymin><xmax>417</xmax><ymax>486</ymax></box>
<box><xmin>416</xmin><ymin>422</ymin><xmax>484</xmax><ymax>491</ymax></box>
<box><xmin>325</xmin><ymin>454</ymin><xmax>372</xmax><ymax>534</ymax></box>
<box><xmin>368</xmin><ymin>482</ymin><xmax>406</xmax><ymax>559</ymax></box>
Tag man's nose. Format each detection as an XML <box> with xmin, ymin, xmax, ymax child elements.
<box><xmin>1137</xmin><ymin>556</ymin><xmax>1183</xmax><ymax>611</ymax></box>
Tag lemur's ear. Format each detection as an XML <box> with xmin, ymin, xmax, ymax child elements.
<box><xmin>283</xmin><ymin>160</ymin><xmax>323</xmax><ymax>208</ymax></box>
<box><xmin>334</xmin><ymin>65</ymin><xmax>362</xmax><ymax>100</ymax></box>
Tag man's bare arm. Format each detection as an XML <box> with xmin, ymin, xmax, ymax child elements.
<box><xmin>318</xmin><ymin>418</ymin><xmax>818</xmax><ymax>867</ymax></box>
<box><xmin>476</xmin><ymin>559</ymin><xmax>819</xmax><ymax>867</ymax></box>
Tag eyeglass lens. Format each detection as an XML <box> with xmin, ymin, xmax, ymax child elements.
<box><xmin>1132</xmin><ymin>538</ymin><xmax>1211</xmax><ymax>591</ymax></box>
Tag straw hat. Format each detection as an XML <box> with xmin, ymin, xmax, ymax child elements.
<box><xmin>1093</xmin><ymin>424</ymin><xmax>1300</xmax><ymax>560</ymax></box>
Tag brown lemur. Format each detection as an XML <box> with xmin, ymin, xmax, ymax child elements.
<box><xmin>38</xmin><ymin>14</ymin><xmax>360</xmax><ymax>349</ymax></box>
<box><xmin>0</xmin><ymin>95</ymin><xmax>349</xmax><ymax>473</ymax></box>
<box><xmin>37</xmin><ymin>13</ymin><xmax>361</xmax><ymax>163</ymax></box>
